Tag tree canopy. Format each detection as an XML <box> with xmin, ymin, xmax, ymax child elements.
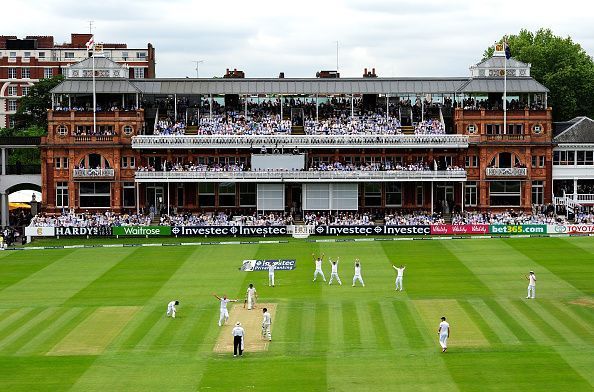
<box><xmin>484</xmin><ymin>28</ymin><xmax>594</xmax><ymax>121</ymax></box>
<box><xmin>14</xmin><ymin>75</ymin><xmax>64</xmax><ymax>130</ymax></box>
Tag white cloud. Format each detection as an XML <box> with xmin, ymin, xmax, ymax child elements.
<box><xmin>3</xmin><ymin>0</ymin><xmax>593</xmax><ymax>78</ymax></box>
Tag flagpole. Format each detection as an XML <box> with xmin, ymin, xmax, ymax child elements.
<box><xmin>503</xmin><ymin>40</ymin><xmax>507</xmax><ymax>135</ymax></box>
<box><xmin>92</xmin><ymin>48</ymin><xmax>96</xmax><ymax>135</ymax></box>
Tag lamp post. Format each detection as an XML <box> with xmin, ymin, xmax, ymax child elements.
<box><xmin>193</xmin><ymin>60</ymin><xmax>205</xmax><ymax>78</ymax></box>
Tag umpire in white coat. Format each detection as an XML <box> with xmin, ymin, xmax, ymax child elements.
<box><xmin>232</xmin><ymin>322</ymin><xmax>245</xmax><ymax>357</ymax></box>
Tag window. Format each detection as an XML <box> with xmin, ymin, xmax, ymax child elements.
<box><xmin>465</xmin><ymin>182</ymin><xmax>478</xmax><ymax>206</ymax></box>
<box><xmin>177</xmin><ymin>184</ymin><xmax>184</xmax><ymax>208</ymax></box>
<box><xmin>64</xmin><ymin>52</ymin><xmax>75</xmax><ymax>59</ymax></box>
<box><xmin>123</xmin><ymin>125</ymin><xmax>133</xmax><ymax>135</ymax></box>
<box><xmin>7</xmin><ymin>100</ymin><xmax>17</xmax><ymax>111</ymax></box>
<box><xmin>8</xmin><ymin>68</ymin><xmax>17</xmax><ymax>78</ymax></box>
<box><xmin>507</xmin><ymin>124</ymin><xmax>523</xmax><ymax>135</ymax></box>
<box><xmin>21</xmin><ymin>86</ymin><xmax>30</xmax><ymax>96</ymax></box>
<box><xmin>121</xmin><ymin>157</ymin><xmax>128</xmax><ymax>168</ymax></box>
<box><xmin>44</xmin><ymin>68</ymin><xmax>53</xmax><ymax>79</ymax></box>
<box><xmin>198</xmin><ymin>183</ymin><xmax>215</xmax><ymax>207</ymax></box>
<box><xmin>7</xmin><ymin>86</ymin><xmax>17</xmax><ymax>96</ymax></box>
<box><xmin>134</xmin><ymin>68</ymin><xmax>145</xmax><ymax>79</ymax></box>
<box><xmin>416</xmin><ymin>185</ymin><xmax>424</xmax><ymax>207</ymax></box>
<box><xmin>79</xmin><ymin>182</ymin><xmax>111</xmax><ymax>208</ymax></box>
<box><xmin>123</xmin><ymin>182</ymin><xmax>136</xmax><ymax>208</ymax></box>
<box><xmin>122</xmin><ymin>51</ymin><xmax>128</xmax><ymax>59</ymax></box>
<box><xmin>489</xmin><ymin>181</ymin><xmax>521</xmax><ymax>206</ymax></box>
<box><xmin>486</xmin><ymin>124</ymin><xmax>502</xmax><ymax>135</ymax></box>
<box><xmin>576</xmin><ymin>150</ymin><xmax>594</xmax><ymax>165</ymax></box>
<box><xmin>55</xmin><ymin>158</ymin><xmax>61</xmax><ymax>169</ymax></box>
<box><xmin>531</xmin><ymin>181</ymin><xmax>544</xmax><ymax>205</ymax></box>
<box><xmin>121</xmin><ymin>157</ymin><xmax>135</xmax><ymax>169</ymax></box>
<box><xmin>532</xmin><ymin>124</ymin><xmax>543</xmax><ymax>134</ymax></box>
<box><xmin>218</xmin><ymin>183</ymin><xmax>236</xmax><ymax>207</ymax></box>
<box><xmin>56</xmin><ymin>125</ymin><xmax>68</xmax><ymax>136</ymax></box>
<box><xmin>539</xmin><ymin>156</ymin><xmax>545</xmax><ymax>167</ymax></box>
<box><xmin>465</xmin><ymin>155</ymin><xmax>478</xmax><ymax>168</ymax></box>
<box><xmin>38</xmin><ymin>52</ymin><xmax>45</xmax><ymax>59</ymax></box>
<box><xmin>553</xmin><ymin>150</ymin><xmax>575</xmax><ymax>165</ymax></box>
<box><xmin>136</xmin><ymin>51</ymin><xmax>146</xmax><ymax>58</ymax></box>
<box><xmin>24</xmin><ymin>52</ymin><xmax>31</xmax><ymax>58</ymax></box>
<box><xmin>21</xmin><ymin>68</ymin><xmax>30</xmax><ymax>79</ymax></box>
<box><xmin>239</xmin><ymin>183</ymin><xmax>256</xmax><ymax>206</ymax></box>
<box><xmin>9</xmin><ymin>52</ymin><xmax>16</xmax><ymax>58</ymax></box>
<box><xmin>8</xmin><ymin>118</ymin><xmax>15</xmax><ymax>128</ymax></box>
<box><xmin>62</xmin><ymin>157</ymin><xmax>69</xmax><ymax>169</ymax></box>
<box><xmin>56</xmin><ymin>182</ymin><xmax>69</xmax><ymax>208</ymax></box>
<box><xmin>385</xmin><ymin>183</ymin><xmax>402</xmax><ymax>206</ymax></box>
<box><xmin>364</xmin><ymin>183</ymin><xmax>382</xmax><ymax>207</ymax></box>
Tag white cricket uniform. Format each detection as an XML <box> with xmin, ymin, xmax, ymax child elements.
<box><xmin>262</xmin><ymin>311</ymin><xmax>272</xmax><ymax>341</ymax></box>
<box><xmin>329</xmin><ymin>261</ymin><xmax>342</xmax><ymax>285</ymax></box>
<box><xmin>527</xmin><ymin>274</ymin><xmax>536</xmax><ymax>299</ymax></box>
<box><xmin>166</xmin><ymin>300</ymin><xmax>177</xmax><ymax>318</ymax></box>
<box><xmin>246</xmin><ymin>287</ymin><xmax>257</xmax><ymax>310</ymax></box>
<box><xmin>313</xmin><ymin>258</ymin><xmax>326</xmax><ymax>281</ymax></box>
<box><xmin>395</xmin><ymin>267</ymin><xmax>405</xmax><ymax>291</ymax></box>
<box><xmin>268</xmin><ymin>263</ymin><xmax>275</xmax><ymax>287</ymax></box>
<box><xmin>218</xmin><ymin>298</ymin><xmax>231</xmax><ymax>326</ymax></box>
<box><xmin>439</xmin><ymin>321</ymin><xmax>450</xmax><ymax>349</ymax></box>
<box><xmin>352</xmin><ymin>264</ymin><xmax>364</xmax><ymax>286</ymax></box>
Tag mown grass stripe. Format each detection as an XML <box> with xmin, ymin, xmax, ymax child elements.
<box><xmin>266</xmin><ymin>300</ymin><xmax>288</xmax><ymax>355</ymax></box>
<box><xmin>485</xmin><ymin>299</ymin><xmax>535</xmax><ymax>343</ymax></box>
<box><xmin>458</xmin><ymin>299</ymin><xmax>501</xmax><ymax>345</ymax></box>
<box><xmin>116</xmin><ymin>306</ymin><xmax>163</xmax><ymax>351</ymax></box>
<box><xmin>566</xmin><ymin>302</ymin><xmax>594</xmax><ymax>325</ymax></box>
<box><xmin>179</xmin><ymin>309</ymin><xmax>217</xmax><ymax>355</ymax></box>
<box><xmin>394</xmin><ymin>301</ymin><xmax>431</xmax><ymax>348</ymax></box>
<box><xmin>467</xmin><ymin>299</ymin><xmax>520</xmax><ymax>345</ymax></box>
<box><xmin>15</xmin><ymin>307</ymin><xmax>84</xmax><ymax>356</ymax></box>
<box><xmin>0</xmin><ymin>307</ymin><xmax>67</xmax><ymax>355</ymax></box>
<box><xmin>378</xmin><ymin>301</ymin><xmax>409</xmax><ymax>350</ymax></box>
<box><xmin>0</xmin><ymin>308</ymin><xmax>13</xmax><ymax>322</ymax></box>
<box><xmin>341</xmin><ymin>301</ymin><xmax>361</xmax><ymax>350</ymax></box>
<box><xmin>512</xmin><ymin>300</ymin><xmax>569</xmax><ymax>344</ymax></box>
<box><xmin>284</xmin><ymin>301</ymin><xmax>303</xmax><ymax>355</ymax></box>
<box><xmin>132</xmin><ymin>314</ymin><xmax>171</xmax><ymax>353</ymax></box>
<box><xmin>314</xmin><ymin>302</ymin><xmax>329</xmax><ymax>353</ymax></box>
<box><xmin>548</xmin><ymin>301</ymin><xmax>593</xmax><ymax>337</ymax></box>
<box><xmin>355</xmin><ymin>301</ymin><xmax>378</xmax><ymax>352</ymax></box>
<box><xmin>300</xmin><ymin>303</ymin><xmax>317</xmax><ymax>354</ymax></box>
<box><xmin>0</xmin><ymin>308</ymin><xmax>38</xmax><ymax>341</ymax></box>
<box><xmin>367</xmin><ymin>301</ymin><xmax>392</xmax><ymax>351</ymax></box>
<box><xmin>529</xmin><ymin>301</ymin><xmax>589</xmax><ymax>346</ymax></box>
<box><xmin>39</xmin><ymin>307</ymin><xmax>96</xmax><ymax>355</ymax></box>
<box><xmin>500</xmin><ymin>299</ymin><xmax>555</xmax><ymax>344</ymax></box>
<box><xmin>327</xmin><ymin>302</ymin><xmax>344</xmax><ymax>354</ymax></box>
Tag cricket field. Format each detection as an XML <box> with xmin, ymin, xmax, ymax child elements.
<box><xmin>0</xmin><ymin>236</ymin><xmax>592</xmax><ymax>391</ymax></box>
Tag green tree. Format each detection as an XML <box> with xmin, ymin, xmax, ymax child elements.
<box><xmin>0</xmin><ymin>125</ymin><xmax>44</xmax><ymax>166</ymax></box>
<box><xmin>484</xmin><ymin>28</ymin><xmax>594</xmax><ymax>121</ymax></box>
<box><xmin>14</xmin><ymin>75</ymin><xmax>64</xmax><ymax>130</ymax></box>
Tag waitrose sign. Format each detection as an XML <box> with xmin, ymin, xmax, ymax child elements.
<box><xmin>112</xmin><ymin>226</ymin><xmax>171</xmax><ymax>236</ymax></box>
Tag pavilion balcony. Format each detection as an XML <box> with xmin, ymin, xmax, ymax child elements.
<box><xmin>134</xmin><ymin>170</ymin><xmax>467</xmax><ymax>183</ymax></box>
<box><xmin>131</xmin><ymin>134</ymin><xmax>469</xmax><ymax>150</ymax></box>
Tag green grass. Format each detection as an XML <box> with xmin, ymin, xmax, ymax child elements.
<box><xmin>0</xmin><ymin>236</ymin><xmax>593</xmax><ymax>391</ymax></box>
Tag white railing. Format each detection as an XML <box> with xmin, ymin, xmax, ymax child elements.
<box><xmin>485</xmin><ymin>167</ymin><xmax>528</xmax><ymax>177</ymax></box>
<box><xmin>135</xmin><ymin>170</ymin><xmax>467</xmax><ymax>182</ymax></box>
<box><xmin>73</xmin><ymin>168</ymin><xmax>115</xmax><ymax>178</ymax></box>
<box><xmin>131</xmin><ymin>134</ymin><xmax>469</xmax><ymax>149</ymax></box>
<box><xmin>554</xmin><ymin>196</ymin><xmax>581</xmax><ymax>212</ymax></box>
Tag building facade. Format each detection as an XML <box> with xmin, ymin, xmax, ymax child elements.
<box><xmin>41</xmin><ymin>47</ymin><xmax>554</xmax><ymax>216</ymax></box>
<box><xmin>0</xmin><ymin>33</ymin><xmax>155</xmax><ymax>128</ymax></box>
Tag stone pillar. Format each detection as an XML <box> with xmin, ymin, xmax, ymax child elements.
<box><xmin>1</xmin><ymin>192</ymin><xmax>8</xmax><ymax>227</ymax></box>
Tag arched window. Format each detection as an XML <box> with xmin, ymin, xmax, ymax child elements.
<box><xmin>56</xmin><ymin>125</ymin><xmax>68</xmax><ymax>136</ymax></box>
<box><xmin>490</xmin><ymin>152</ymin><xmax>523</xmax><ymax>168</ymax></box>
<box><xmin>78</xmin><ymin>154</ymin><xmax>111</xmax><ymax>169</ymax></box>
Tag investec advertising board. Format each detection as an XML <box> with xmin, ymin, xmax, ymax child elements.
<box><xmin>489</xmin><ymin>225</ymin><xmax>547</xmax><ymax>235</ymax></box>
<box><xmin>313</xmin><ymin>225</ymin><xmax>431</xmax><ymax>236</ymax></box>
<box><xmin>171</xmin><ymin>226</ymin><xmax>287</xmax><ymax>237</ymax></box>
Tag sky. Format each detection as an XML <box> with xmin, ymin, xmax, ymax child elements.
<box><xmin>4</xmin><ymin>0</ymin><xmax>594</xmax><ymax>79</ymax></box>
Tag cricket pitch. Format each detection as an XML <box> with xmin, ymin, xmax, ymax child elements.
<box><xmin>213</xmin><ymin>303</ymin><xmax>277</xmax><ymax>353</ymax></box>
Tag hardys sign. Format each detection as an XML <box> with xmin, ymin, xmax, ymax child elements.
<box><xmin>171</xmin><ymin>226</ymin><xmax>287</xmax><ymax>237</ymax></box>
<box><xmin>489</xmin><ymin>225</ymin><xmax>547</xmax><ymax>235</ymax></box>
<box><xmin>55</xmin><ymin>226</ymin><xmax>111</xmax><ymax>236</ymax></box>
<box><xmin>313</xmin><ymin>225</ymin><xmax>431</xmax><ymax>236</ymax></box>
<box><xmin>112</xmin><ymin>226</ymin><xmax>171</xmax><ymax>236</ymax></box>
<box><xmin>430</xmin><ymin>224</ymin><xmax>489</xmax><ymax>235</ymax></box>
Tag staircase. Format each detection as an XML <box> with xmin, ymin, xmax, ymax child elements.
<box><xmin>401</xmin><ymin>125</ymin><xmax>415</xmax><ymax>135</ymax></box>
<box><xmin>151</xmin><ymin>214</ymin><xmax>161</xmax><ymax>225</ymax></box>
<box><xmin>554</xmin><ymin>196</ymin><xmax>581</xmax><ymax>213</ymax></box>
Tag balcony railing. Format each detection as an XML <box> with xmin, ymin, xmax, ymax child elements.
<box><xmin>135</xmin><ymin>170</ymin><xmax>467</xmax><ymax>182</ymax></box>
<box><xmin>485</xmin><ymin>167</ymin><xmax>527</xmax><ymax>177</ymax></box>
<box><xmin>73</xmin><ymin>168</ymin><xmax>115</xmax><ymax>178</ymax></box>
<box><xmin>131</xmin><ymin>134</ymin><xmax>469</xmax><ymax>149</ymax></box>
<box><xmin>485</xmin><ymin>134</ymin><xmax>526</xmax><ymax>141</ymax></box>
<box><xmin>74</xmin><ymin>135</ymin><xmax>115</xmax><ymax>143</ymax></box>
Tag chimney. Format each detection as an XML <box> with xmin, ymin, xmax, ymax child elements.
<box><xmin>372</xmin><ymin>68</ymin><xmax>375</xmax><ymax>75</ymax></box>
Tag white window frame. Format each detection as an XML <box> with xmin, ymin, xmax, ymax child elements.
<box><xmin>7</xmin><ymin>86</ymin><xmax>17</xmax><ymax>96</ymax></box>
<box><xmin>8</xmin><ymin>68</ymin><xmax>17</xmax><ymax>79</ymax></box>
<box><xmin>64</xmin><ymin>52</ymin><xmax>75</xmax><ymax>59</ymax></box>
<box><xmin>21</xmin><ymin>86</ymin><xmax>30</xmax><ymax>96</ymax></box>
<box><xmin>56</xmin><ymin>125</ymin><xmax>68</xmax><ymax>136</ymax></box>
<box><xmin>134</xmin><ymin>68</ymin><xmax>145</xmax><ymax>79</ymax></box>
<box><xmin>465</xmin><ymin>182</ymin><xmax>478</xmax><ymax>206</ymax></box>
<box><xmin>7</xmin><ymin>100</ymin><xmax>17</xmax><ymax>111</ymax></box>
<box><xmin>56</xmin><ymin>182</ymin><xmax>69</xmax><ymax>208</ymax></box>
<box><xmin>44</xmin><ymin>68</ymin><xmax>53</xmax><ymax>79</ymax></box>
<box><xmin>21</xmin><ymin>68</ymin><xmax>31</xmax><ymax>79</ymax></box>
